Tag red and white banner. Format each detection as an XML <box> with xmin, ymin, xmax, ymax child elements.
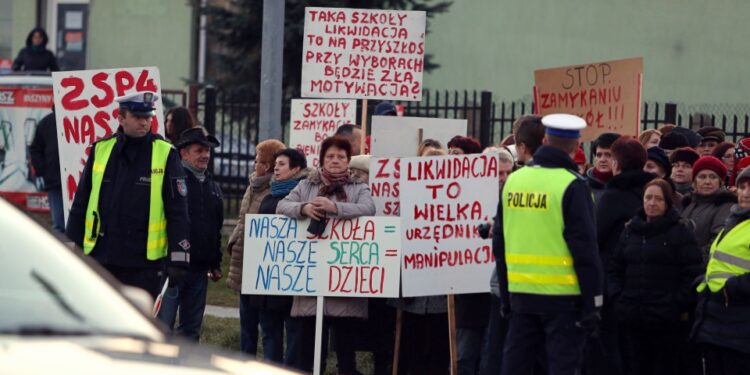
<box><xmin>0</xmin><ymin>87</ymin><xmax>53</xmax><ymax>211</ymax></box>
<box><xmin>301</xmin><ymin>7</ymin><xmax>426</xmax><ymax>101</ymax></box>
<box><xmin>52</xmin><ymin>67</ymin><xmax>165</xmax><ymax>222</ymax></box>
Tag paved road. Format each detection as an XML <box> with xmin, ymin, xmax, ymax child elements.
<box><xmin>204</xmin><ymin>304</ymin><xmax>239</xmax><ymax>319</ymax></box>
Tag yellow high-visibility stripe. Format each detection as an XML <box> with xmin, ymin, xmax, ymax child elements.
<box><xmin>506</xmin><ymin>253</ymin><xmax>574</xmax><ymax>267</ymax></box>
<box><xmin>507</xmin><ymin>272</ymin><xmax>578</xmax><ymax>286</ymax></box>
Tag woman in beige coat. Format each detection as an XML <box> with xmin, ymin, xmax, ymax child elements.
<box><xmin>226</xmin><ymin>139</ymin><xmax>285</xmax><ymax>355</ymax></box>
<box><xmin>277</xmin><ymin>135</ymin><xmax>375</xmax><ymax>374</ymax></box>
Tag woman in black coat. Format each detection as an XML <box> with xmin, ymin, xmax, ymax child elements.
<box><xmin>254</xmin><ymin>148</ymin><xmax>308</xmax><ymax>366</ymax></box>
<box><xmin>609</xmin><ymin>178</ymin><xmax>703</xmax><ymax>375</ymax></box>
<box><xmin>12</xmin><ymin>27</ymin><xmax>58</xmax><ymax>72</ymax></box>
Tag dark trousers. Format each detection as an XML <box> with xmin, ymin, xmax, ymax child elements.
<box><xmin>398</xmin><ymin>312</ymin><xmax>450</xmax><ymax>375</ymax></box>
<box><xmin>501</xmin><ymin>310</ymin><xmax>585</xmax><ymax>375</ymax></box>
<box><xmin>703</xmin><ymin>344</ymin><xmax>750</xmax><ymax>375</ymax></box>
<box><xmin>239</xmin><ymin>294</ymin><xmax>259</xmax><ymax>355</ymax></box>
<box><xmin>622</xmin><ymin>329</ymin><xmax>682</xmax><ymax>375</ymax></box>
<box><xmin>293</xmin><ymin>317</ymin><xmax>360</xmax><ymax>374</ymax></box>
<box><xmin>47</xmin><ymin>187</ymin><xmax>65</xmax><ymax>233</ymax></box>
<box><xmin>479</xmin><ymin>295</ymin><xmax>509</xmax><ymax>375</ymax></box>
<box><xmin>583</xmin><ymin>303</ymin><xmax>623</xmax><ymax>375</ymax></box>
<box><xmin>258</xmin><ymin>309</ymin><xmax>295</xmax><ymax>364</ymax></box>
<box><xmin>104</xmin><ymin>265</ymin><xmax>162</xmax><ymax>299</ymax></box>
<box><xmin>156</xmin><ymin>269</ymin><xmax>208</xmax><ymax>341</ymax></box>
<box><xmin>457</xmin><ymin>327</ymin><xmax>485</xmax><ymax>375</ymax></box>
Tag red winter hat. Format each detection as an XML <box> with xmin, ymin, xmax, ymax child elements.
<box><xmin>737</xmin><ymin>156</ymin><xmax>750</xmax><ymax>172</ymax></box>
<box><xmin>692</xmin><ymin>155</ymin><xmax>728</xmax><ymax>181</ymax></box>
<box><xmin>574</xmin><ymin>146</ymin><xmax>586</xmax><ymax>165</ymax></box>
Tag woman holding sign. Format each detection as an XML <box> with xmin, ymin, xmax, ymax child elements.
<box><xmin>255</xmin><ymin>148</ymin><xmax>309</xmax><ymax>366</ymax></box>
<box><xmin>277</xmin><ymin>136</ymin><xmax>376</xmax><ymax>374</ymax></box>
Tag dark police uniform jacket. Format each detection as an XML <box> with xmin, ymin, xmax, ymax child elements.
<box><xmin>66</xmin><ymin>130</ymin><xmax>190</xmax><ymax>269</ymax></box>
<box><xmin>493</xmin><ymin>145</ymin><xmax>603</xmax><ymax>314</ymax></box>
<box><xmin>183</xmin><ymin>168</ymin><xmax>223</xmax><ymax>272</ymax></box>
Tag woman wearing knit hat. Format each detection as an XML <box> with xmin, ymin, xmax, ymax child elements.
<box><xmin>681</xmin><ymin>156</ymin><xmax>737</xmax><ymax>260</ymax></box>
<box><xmin>226</xmin><ymin>138</ymin><xmax>286</xmax><ymax>355</ymax></box>
<box><xmin>691</xmin><ymin>166</ymin><xmax>750</xmax><ymax>373</ymax></box>
<box><xmin>670</xmin><ymin>147</ymin><xmax>701</xmax><ymax>196</ymax></box>
<box><xmin>711</xmin><ymin>142</ymin><xmax>735</xmax><ymax>186</ymax></box>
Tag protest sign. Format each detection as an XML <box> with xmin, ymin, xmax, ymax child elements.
<box><xmin>399</xmin><ymin>153</ymin><xmax>499</xmax><ymax>296</ymax></box>
<box><xmin>52</xmin><ymin>67</ymin><xmax>164</xmax><ymax>222</ymax></box>
<box><xmin>370</xmin><ymin>157</ymin><xmax>401</xmax><ymax>216</ymax></box>
<box><xmin>301</xmin><ymin>7</ymin><xmax>426</xmax><ymax>101</ymax></box>
<box><xmin>241</xmin><ymin>214</ymin><xmax>402</xmax><ymax>298</ymax></box>
<box><xmin>0</xmin><ymin>86</ymin><xmax>53</xmax><ymax>211</ymax></box>
<box><xmin>369</xmin><ymin>115</ymin><xmax>466</xmax><ymax>157</ymax></box>
<box><xmin>534</xmin><ymin>57</ymin><xmax>643</xmax><ymax>141</ymax></box>
<box><xmin>290</xmin><ymin>99</ymin><xmax>357</xmax><ymax>167</ymax></box>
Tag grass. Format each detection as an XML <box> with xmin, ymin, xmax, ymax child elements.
<box><xmin>206</xmin><ymin>233</ymin><xmax>240</xmax><ymax>308</ymax></box>
<box><xmin>200</xmin><ymin>316</ymin><xmax>376</xmax><ymax>375</ymax></box>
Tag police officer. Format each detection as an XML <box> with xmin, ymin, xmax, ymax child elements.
<box><xmin>66</xmin><ymin>91</ymin><xmax>190</xmax><ymax>298</ymax></box>
<box><xmin>157</xmin><ymin>127</ymin><xmax>223</xmax><ymax>340</ymax></box>
<box><xmin>494</xmin><ymin>114</ymin><xmax>603</xmax><ymax>375</ymax></box>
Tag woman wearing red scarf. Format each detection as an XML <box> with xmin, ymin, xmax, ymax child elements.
<box><xmin>277</xmin><ymin>135</ymin><xmax>376</xmax><ymax>374</ymax></box>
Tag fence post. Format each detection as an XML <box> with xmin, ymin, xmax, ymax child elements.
<box><xmin>204</xmin><ymin>86</ymin><xmax>217</xmax><ymax>136</ymax></box>
<box><xmin>479</xmin><ymin>91</ymin><xmax>492</xmax><ymax>147</ymax></box>
<box><xmin>665</xmin><ymin>103</ymin><xmax>677</xmax><ymax>125</ymax></box>
<box><xmin>188</xmin><ymin>84</ymin><xmax>200</xmax><ymax>123</ymax></box>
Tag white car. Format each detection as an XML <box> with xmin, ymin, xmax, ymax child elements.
<box><xmin>0</xmin><ymin>197</ymin><xmax>297</xmax><ymax>374</ymax></box>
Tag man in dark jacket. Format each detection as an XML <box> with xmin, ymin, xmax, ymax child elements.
<box><xmin>66</xmin><ymin>92</ymin><xmax>191</xmax><ymax>298</ymax></box>
<box><xmin>586</xmin><ymin>132</ymin><xmax>621</xmax><ymax>203</ymax></box>
<box><xmin>12</xmin><ymin>27</ymin><xmax>59</xmax><ymax>72</ymax></box>
<box><xmin>158</xmin><ymin>127</ymin><xmax>223</xmax><ymax>341</ymax></box>
<box><xmin>588</xmin><ymin>137</ymin><xmax>654</xmax><ymax>375</ymax></box>
<box><xmin>495</xmin><ymin>114</ymin><xmax>603</xmax><ymax>375</ymax></box>
<box><xmin>29</xmin><ymin>110</ymin><xmax>63</xmax><ymax>232</ymax></box>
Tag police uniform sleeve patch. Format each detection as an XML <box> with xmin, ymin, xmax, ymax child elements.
<box><xmin>175</xmin><ymin>178</ymin><xmax>188</xmax><ymax>197</ymax></box>
<box><xmin>178</xmin><ymin>239</ymin><xmax>191</xmax><ymax>251</ymax></box>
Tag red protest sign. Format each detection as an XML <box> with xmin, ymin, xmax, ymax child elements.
<box><xmin>301</xmin><ymin>7</ymin><xmax>426</xmax><ymax>101</ymax></box>
<box><xmin>534</xmin><ymin>57</ymin><xmax>643</xmax><ymax>141</ymax></box>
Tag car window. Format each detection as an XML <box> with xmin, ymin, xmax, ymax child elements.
<box><xmin>0</xmin><ymin>200</ymin><xmax>163</xmax><ymax>340</ymax></box>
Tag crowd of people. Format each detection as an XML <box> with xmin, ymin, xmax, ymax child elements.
<box><xmin>49</xmin><ymin>86</ymin><xmax>750</xmax><ymax>375</ymax></box>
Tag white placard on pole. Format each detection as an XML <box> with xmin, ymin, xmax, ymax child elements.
<box><xmin>289</xmin><ymin>99</ymin><xmax>356</xmax><ymax>168</ymax></box>
<box><xmin>370</xmin><ymin>115</ymin><xmax>466</xmax><ymax>157</ymax></box>
<box><xmin>301</xmin><ymin>7</ymin><xmax>426</xmax><ymax>101</ymax></box>
<box><xmin>399</xmin><ymin>153</ymin><xmax>500</xmax><ymax>297</ymax></box>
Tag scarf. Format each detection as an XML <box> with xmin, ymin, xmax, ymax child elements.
<box><xmin>592</xmin><ymin>168</ymin><xmax>614</xmax><ymax>183</ymax></box>
<box><xmin>250</xmin><ymin>173</ymin><xmax>272</xmax><ymax>192</ymax></box>
<box><xmin>318</xmin><ymin>168</ymin><xmax>349</xmax><ymax>201</ymax></box>
<box><xmin>182</xmin><ymin>160</ymin><xmax>206</xmax><ymax>182</ymax></box>
<box><xmin>271</xmin><ymin>178</ymin><xmax>300</xmax><ymax>197</ymax></box>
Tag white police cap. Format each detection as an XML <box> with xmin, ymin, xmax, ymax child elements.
<box><xmin>541</xmin><ymin>113</ymin><xmax>586</xmax><ymax>139</ymax></box>
<box><xmin>115</xmin><ymin>91</ymin><xmax>160</xmax><ymax>117</ymax></box>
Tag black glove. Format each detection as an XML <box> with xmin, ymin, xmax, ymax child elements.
<box><xmin>576</xmin><ymin>311</ymin><xmax>601</xmax><ymax>339</ymax></box>
<box><xmin>167</xmin><ymin>265</ymin><xmax>188</xmax><ymax>287</ymax></box>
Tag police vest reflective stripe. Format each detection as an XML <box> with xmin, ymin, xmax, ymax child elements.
<box><xmin>697</xmin><ymin>220</ymin><xmax>750</xmax><ymax>293</ymax></box>
<box><xmin>502</xmin><ymin>166</ymin><xmax>581</xmax><ymax>296</ymax></box>
<box><xmin>83</xmin><ymin>137</ymin><xmax>172</xmax><ymax>260</ymax></box>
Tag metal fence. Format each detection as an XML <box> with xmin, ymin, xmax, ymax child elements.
<box><xmin>190</xmin><ymin>87</ymin><xmax>750</xmax><ymax>217</ymax></box>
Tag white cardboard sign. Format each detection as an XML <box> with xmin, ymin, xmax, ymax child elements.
<box><xmin>399</xmin><ymin>153</ymin><xmax>499</xmax><ymax>296</ymax></box>
<box><xmin>241</xmin><ymin>214</ymin><xmax>402</xmax><ymax>298</ymax></box>
<box><xmin>52</xmin><ymin>67</ymin><xmax>164</xmax><ymax>222</ymax></box>
<box><xmin>289</xmin><ymin>99</ymin><xmax>357</xmax><ymax>168</ymax></box>
<box><xmin>369</xmin><ymin>115</ymin><xmax>467</xmax><ymax>157</ymax></box>
<box><xmin>301</xmin><ymin>7</ymin><xmax>426</xmax><ymax>101</ymax></box>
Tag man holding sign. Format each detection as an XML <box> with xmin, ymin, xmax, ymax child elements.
<box><xmin>66</xmin><ymin>92</ymin><xmax>191</xmax><ymax>298</ymax></box>
<box><xmin>495</xmin><ymin>114</ymin><xmax>603</xmax><ymax>375</ymax></box>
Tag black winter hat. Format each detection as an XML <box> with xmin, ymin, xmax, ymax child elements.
<box><xmin>697</xmin><ymin>126</ymin><xmax>726</xmax><ymax>143</ymax></box>
<box><xmin>176</xmin><ymin>127</ymin><xmax>220</xmax><ymax>150</ymax></box>
<box><xmin>659</xmin><ymin>132</ymin><xmax>689</xmax><ymax>150</ymax></box>
<box><xmin>671</xmin><ymin>127</ymin><xmax>701</xmax><ymax>148</ymax></box>
<box><xmin>594</xmin><ymin>132</ymin><xmax>621</xmax><ymax>149</ymax></box>
<box><xmin>669</xmin><ymin>147</ymin><xmax>700</xmax><ymax>166</ymax></box>
<box><xmin>647</xmin><ymin>147</ymin><xmax>671</xmax><ymax>177</ymax></box>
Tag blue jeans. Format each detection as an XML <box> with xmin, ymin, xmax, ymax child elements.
<box><xmin>239</xmin><ymin>294</ymin><xmax>259</xmax><ymax>355</ymax></box>
<box><xmin>47</xmin><ymin>187</ymin><xmax>65</xmax><ymax>233</ymax></box>
<box><xmin>157</xmin><ymin>269</ymin><xmax>208</xmax><ymax>341</ymax></box>
<box><xmin>259</xmin><ymin>310</ymin><xmax>285</xmax><ymax>363</ymax></box>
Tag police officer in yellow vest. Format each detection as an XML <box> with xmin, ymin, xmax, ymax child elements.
<box><xmin>494</xmin><ymin>114</ymin><xmax>603</xmax><ymax>375</ymax></box>
<box><xmin>691</xmin><ymin>166</ymin><xmax>750</xmax><ymax>373</ymax></box>
<box><xmin>66</xmin><ymin>91</ymin><xmax>191</xmax><ymax>298</ymax></box>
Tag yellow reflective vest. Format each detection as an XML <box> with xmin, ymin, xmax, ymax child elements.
<box><xmin>83</xmin><ymin>137</ymin><xmax>172</xmax><ymax>260</ymax></box>
<box><xmin>502</xmin><ymin>166</ymin><xmax>581</xmax><ymax>296</ymax></box>
<box><xmin>697</xmin><ymin>219</ymin><xmax>750</xmax><ymax>293</ymax></box>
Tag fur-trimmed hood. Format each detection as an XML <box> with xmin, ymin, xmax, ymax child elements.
<box><xmin>682</xmin><ymin>190</ymin><xmax>737</xmax><ymax>208</ymax></box>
